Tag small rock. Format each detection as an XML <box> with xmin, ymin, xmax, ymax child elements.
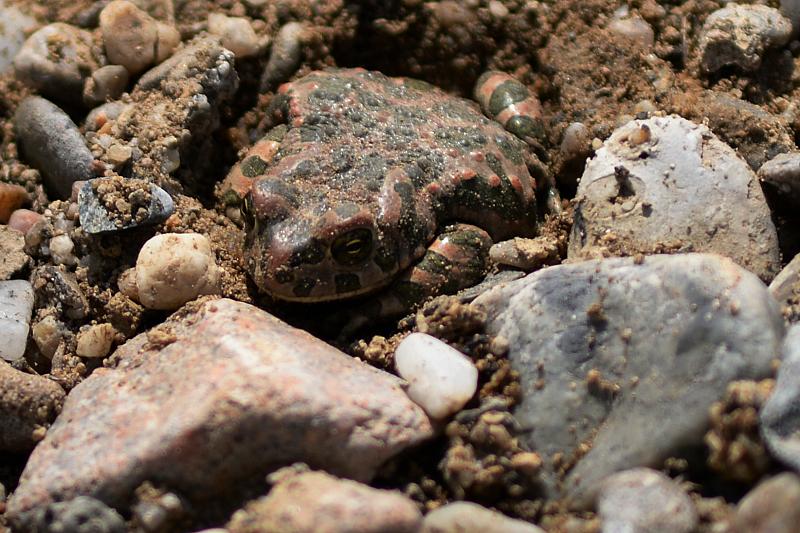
<box><xmin>422</xmin><ymin>502</ymin><xmax>544</xmax><ymax>533</ymax></box>
<box><xmin>8</xmin><ymin>209</ymin><xmax>42</xmax><ymax>235</ymax></box>
<box><xmin>13</xmin><ymin>96</ymin><xmax>96</xmax><ymax>200</ymax></box>
<box><xmin>734</xmin><ymin>473</ymin><xmax>800</xmax><ymax>533</ymax></box>
<box><xmin>597</xmin><ymin>468</ymin><xmax>697</xmax><ymax>533</ymax></box>
<box><xmin>0</xmin><ymin>359</ymin><xmax>65</xmax><ymax>451</ymax></box>
<box><xmin>699</xmin><ymin>4</ymin><xmax>792</xmax><ymax>73</ymax></box>
<box><xmin>0</xmin><ymin>226</ymin><xmax>29</xmax><ymax>280</ymax></box>
<box><xmin>759</xmin><ymin>151</ymin><xmax>800</xmax><ymax>207</ymax></box>
<box><xmin>31</xmin><ymin>266</ymin><xmax>89</xmax><ymax>321</ymax></box>
<box><xmin>260</xmin><ymin>22</ymin><xmax>306</xmax><ymax>93</ymax></box>
<box><xmin>208</xmin><ymin>13</ymin><xmax>260</xmax><ymax>58</ymax></box>
<box><xmin>608</xmin><ymin>17</ymin><xmax>655</xmax><ymax>48</ymax></box>
<box><xmin>19</xmin><ymin>496</ymin><xmax>125</xmax><ymax>533</ymax></box>
<box><xmin>228</xmin><ymin>469</ymin><xmax>422</xmax><ymax>533</ymax></box>
<box><xmin>0</xmin><ymin>280</ymin><xmax>34</xmax><ymax>361</ymax></box>
<box><xmin>0</xmin><ymin>0</ymin><xmax>37</xmax><ymax>74</ymax></box>
<box><xmin>569</xmin><ymin>115</ymin><xmax>780</xmax><ymax>281</ymax></box>
<box><xmin>105</xmin><ymin>144</ymin><xmax>133</xmax><ymax>166</ymax></box>
<box><xmin>0</xmin><ymin>182</ymin><xmax>27</xmax><ymax>223</ymax></box>
<box><xmin>761</xmin><ymin>325</ymin><xmax>800</xmax><ymax>470</ymax></box>
<box><xmin>13</xmin><ymin>22</ymin><xmax>99</xmax><ymax>103</ymax></box>
<box><xmin>32</xmin><ymin>315</ymin><xmax>65</xmax><ymax>360</ymax></box>
<box><xmin>769</xmin><ymin>252</ymin><xmax>800</xmax><ymax>306</ymax></box>
<box><xmin>474</xmin><ymin>254</ymin><xmax>784</xmax><ymax>505</ymax></box>
<box><xmin>489</xmin><ymin>237</ymin><xmax>561</xmax><ymax>271</ymax></box>
<box><xmin>100</xmin><ymin>1</ymin><xmax>178</xmax><ymax>74</ymax></box>
<box><xmin>76</xmin><ymin>323</ymin><xmax>117</xmax><ymax>359</ymax></box>
<box><xmin>83</xmin><ymin>65</ymin><xmax>130</xmax><ymax>107</ymax></box>
<box><xmin>85</xmin><ymin>101</ymin><xmax>129</xmax><ymax>132</ymax></box>
<box><xmin>395</xmin><ymin>332</ymin><xmax>478</xmax><ymax>419</ymax></box>
<box><xmin>49</xmin><ymin>234</ymin><xmax>76</xmax><ymax>267</ymax></box>
<box><xmin>134</xmin><ymin>233</ymin><xmax>220</xmax><ymax>310</ymax></box>
<box><xmin>6</xmin><ymin>299</ymin><xmax>433</xmax><ymax>519</ymax></box>
<box><xmin>78</xmin><ymin>178</ymin><xmax>174</xmax><ymax>235</ymax></box>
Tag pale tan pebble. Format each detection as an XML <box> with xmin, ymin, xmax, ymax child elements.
<box><xmin>100</xmin><ymin>1</ymin><xmax>159</xmax><ymax>74</ymax></box>
<box><xmin>8</xmin><ymin>209</ymin><xmax>42</xmax><ymax>235</ymax></box>
<box><xmin>83</xmin><ymin>65</ymin><xmax>129</xmax><ymax>107</ymax></box>
<box><xmin>106</xmin><ymin>144</ymin><xmax>133</xmax><ymax>166</ymax></box>
<box><xmin>117</xmin><ymin>267</ymin><xmax>139</xmax><ymax>302</ymax></box>
<box><xmin>49</xmin><ymin>234</ymin><xmax>76</xmax><ymax>267</ymax></box>
<box><xmin>76</xmin><ymin>323</ymin><xmax>117</xmax><ymax>359</ymax></box>
<box><xmin>0</xmin><ymin>183</ymin><xmax>28</xmax><ymax>223</ymax></box>
<box><xmin>135</xmin><ymin>233</ymin><xmax>221</xmax><ymax>310</ymax></box>
<box><xmin>32</xmin><ymin>316</ymin><xmax>64</xmax><ymax>360</ymax></box>
<box><xmin>207</xmin><ymin>13</ymin><xmax>260</xmax><ymax>58</ymax></box>
<box><xmin>155</xmin><ymin>22</ymin><xmax>181</xmax><ymax>63</ymax></box>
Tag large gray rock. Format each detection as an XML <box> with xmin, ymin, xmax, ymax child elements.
<box><xmin>569</xmin><ymin>115</ymin><xmax>780</xmax><ymax>281</ymax></box>
<box><xmin>474</xmin><ymin>253</ymin><xmax>784</xmax><ymax>507</ymax></box>
<box><xmin>761</xmin><ymin>325</ymin><xmax>800</xmax><ymax>470</ymax></box>
<box><xmin>7</xmin><ymin>299</ymin><xmax>433</xmax><ymax>525</ymax></box>
<box><xmin>13</xmin><ymin>96</ymin><xmax>95</xmax><ymax>199</ymax></box>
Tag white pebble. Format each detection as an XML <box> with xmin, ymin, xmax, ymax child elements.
<box><xmin>0</xmin><ymin>280</ymin><xmax>34</xmax><ymax>361</ymax></box>
<box><xmin>207</xmin><ymin>13</ymin><xmax>261</xmax><ymax>58</ymax></box>
<box><xmin>49</xmin><ymin>234</ymin><xmax>76</xmax><ymax>266</ymax></box>
<box><xmin>395</xmin><ymin>333</ymin><xmax>478</xmax><ymax>419</ymax></box>
<box><xmin>76</xmin><ymin>323</ymin><xmax>117</xmax><ymax>359</ymax></box>
<box><xmin>135</xmin><ymin>233</ymin><xmax>221</xmax><ymax>310</ymax></box>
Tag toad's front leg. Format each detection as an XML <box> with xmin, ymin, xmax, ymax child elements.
<box><xmin>340</xmin><ymin>223</ymin><xmax>492</xmax><ymax>337</ymax></box>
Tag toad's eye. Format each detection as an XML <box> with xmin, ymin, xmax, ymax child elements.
<box><xmin>331</xmin><ymin>228</ymin><xmax>373</xmax><ymax>266</ymax></box>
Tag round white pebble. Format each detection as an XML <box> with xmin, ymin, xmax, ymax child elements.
<box><xmin>0</xmin><ymin>280</ymin><xmax>34</xmax><ymax>361</ymax></box>
<box><xmin>76</xmin><ymin>323</ymin><xmax>117</xmax><ymax>359</ymax></box>
<box><xmin>135</xmin><ymin>233</ymin><xmax>221</xmax><ymax>310</ymax></box>
<box><xmin>395</xmin><ymin>332</ymin><xmax>478</xmax><ymax>420</ymax></box>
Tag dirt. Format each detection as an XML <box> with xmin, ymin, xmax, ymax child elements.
<box><xmin>2</xmin><ymin>0</ymin><xmax>800</xmax><ymax>531</ymax></box>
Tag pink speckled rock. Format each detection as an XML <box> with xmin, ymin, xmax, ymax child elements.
<box><xmin>7</xmin><ymin>299</ymin><xmax>433</xmax><ymax>522</ymax></box>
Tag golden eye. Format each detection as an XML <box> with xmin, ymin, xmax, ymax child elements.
<box><xmin>331</xmin><ymin>228</ymin><xmax>373</xmax><ymax>266</ymax></box>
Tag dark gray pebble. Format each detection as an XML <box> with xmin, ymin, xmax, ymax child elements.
<box><xmin>78</xmin><ymin>178</ymin><xmax>174</xmax><ymax>235</ymax></box>
<box><xmin>13</xmin><ymin>96</ymin><xmax>95</xmax><ymax>199</ymax></box>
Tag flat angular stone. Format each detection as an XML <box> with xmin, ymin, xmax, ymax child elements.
<box><xmin>228</xmin><ymin>469</ymin><xmax>422</xmax><ymax>533</ymax></box>
<box><xmin>474</xmin><ymin>253</ymin><xmax>783</xmax><ymax>506</ymax></box>
<box><xmin>569</xmin><ymin>115</ymin><xmax>780</xmax><ymax>281</ymax></box>
<box><xmin>7</xmin><ymin>299</ymin><xmax>433</xmax><ymax>522</ymax></box>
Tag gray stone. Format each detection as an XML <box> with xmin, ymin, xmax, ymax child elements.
<box><xmin>83</xmin><ymin>65</ymin><xmax>130</xmax><ymax>107</ymax></box>
<box><xmin>18</xmin><ymin>496</ymin><xmax>125</xmax><ymax>533</ymax></box>
<box><xmin>13</xmin><ymin>96</ymin><xmax>95</xmax><ymax>199</ymax></box>
<box><xmin>6</xmin><ymin>299</ymin><xmax>433</xmax><ymax>519</ymax></box>
<box><xmin>0</xmin><ymin>359</ymin><xmax>65</xmax><ymax>452</ymax></box>
<box><xmin>761</xmin><ymin>325</ymin><xmax>800</xmax><ymax>470</ymax></box>
<box><xmin>569</xmin><ymin>115</ymin><xmax>780</xmax><ymax>281</ymax></box>
<box><xmin>228</xmin><ymin>469</ymin><xmax>422</xmax><ymax>533</ymax></box>
<box><xmin>700</xmin><ymin>4</ymin><xmax>792</xmax><ymax>73</ymax></box>
<box><xmin>0</xmin><ymin>0</ymin><xmax>36</xmax><ymax>74</ymax></box>
<box><xmin>597</xmin><ymin>468</ymin><xmax>697</xmax><ymax>533</ymax></box>
<box><xmin>259</xmin><ymin>22</ymin><xmax>306</xmax><ymax>93</ymax></box>
<box><xmin>421</xmin><ymin>502</ymin><xmax>544</xmax><ymax>533</ymax></box>
<box><xmin>78</xmin><ymin>178</ymin><xmax>173</xmax><ymax>235</ymax></box>
<box><xmin>734</xmin><ymin>473</ymin><xmax>800</xmax><ymax>533</ymax></box>
<box><xmin>474</xmin><ymin>253</ymin><xmax>784</xmax><ymax>506</ymax></box>
<box><xmin>13</xmin><ymin>22</ymin><xmax>100</xmax><ymax>104</ymax></box>
<box><xmin>759</xmin><ymin>151</ymin><xmax>800</xmax><ymax>206</ymax></box>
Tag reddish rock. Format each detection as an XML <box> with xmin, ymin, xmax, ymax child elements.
<box><xmin>228</xmin><ymin>468</ymin><xmax>422</xmax><ymax>533</ymax></box>
<box><xmin>0</xmin><ymin>182</ymin><xmax>27</xmax><ymax>223</ymax></box>
<box><xmin>7</xmin><ymin>208</ymin><xmax>42</xmax><ymax>235</ymax></box>
<box><xmin>7</xmin><ymin>299</ymin><xmax>433</xmax><ymax>520</ymax></box>
<box><xmin>0</xmin><ymin>360</ymin><xmax>65</xmax><ymax>452</ymax></box>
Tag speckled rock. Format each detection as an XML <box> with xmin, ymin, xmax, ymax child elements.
<box><xmin>0</xmin><ymin>182</ymin><xmax>27</xmax><ymax>223</ymax></box>
<box><xmin>421</xmin><ymin>502</ymin><xmax>544</xmax><ymax>533</ymax></box>
<box><xmin>228</xmin><ymin>468</ymin><xmax>422</xmax><ymax>533</ymax></box>
<box><xmin>13</xmin><ymin>23</ymin><xmax>99</xmax><ymax>103</ymax></box>
<box><xmin>13</xmin><ymin>96</ymin><xmax>95</xmax><ymax>199</ymax></box>
<box><xmin>133</xmin><ymin>233</ymin><xmax>220</xmax><ymax>310</ymax></box>
<box><xmin>699</xmin><ymin>4</ymin><xmax>792</xmax><ymax>73</ymax></box>
<box><xmin>0</xmin><ymin>226</ymin><xmax>28</xmax><ymax>280</ymax></box>
<box><xmin>569</xmin><ymin>115</ymin><xmax>780</xmax><ymax>281</ymax></box>
<box><xmin>597</xmin><ymin>468</ymin><xmax>697</xmax><ymax>533</ymax></box>
<box><xmin>20</xmin><ymin>496</ymin><xmax>125</xmax><ymax>533</ymax></box>
<box><xmin>0</xmin><ymin>0</ymin><xmax>36</xmax><ymax>74</ymax></box>
<box><xmin>0</xmin><ymin>359</ymin><xmax>65</xmax><ymax>452</ymax></box>
<box><xmin>759</xmin><ymin>151</ymin><xmax>800</xmax><ymax>207</ymax></box>
<box><xmin>78</xmin><ymin>178</ymin><xmax>173</xmax><ymax>235</ymax></box>
<box><xmin>761</xmin><ymin>325</ymin><xmax>800</xmax><ymax>470</ymax></box>
<box><xmin>6</xmin><ymin>299</ymin><xmax>433</xmax><ymax>521</ymax></box>
<box><xmin>734</xmin><ymin>473</ymin><xmax>800</xmax><ymax>533</ymax></box>
<box><xmin>0</xmin><ymin>279</ymin><xmax>34</xmax><ymax>361</ymax></box>
<box><xmin>474</xmin><ymin>253</ymin><xmax>784</xmax><ymax>506</ymax></box>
